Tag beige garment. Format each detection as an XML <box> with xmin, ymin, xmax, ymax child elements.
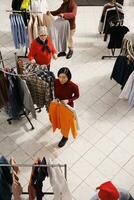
<box><xmin>10</xmin><ymin>158</ymin><xmax>23</xmax><ymax>200</ymax></box>
<box><xmin>43</xmin><ymin>14</ymin><xmax>54</xmax><ymax>28</ymax></box>
<box><xmin>12</xmin><ymin>172</ymin><xmax>23</xmax><ymax>200</ymax></box>
<box><xmin>28</xmin><ymin>15</ymin><xmax>34</xmax><ymax>47</ymax></box>
<box><xmin>33</xmin><ymin>15</ymin><xmax>39</xmax><ymax>39</ymax></box>
<box><xmin>37</xmin><ymin>14</ymin><xmax>43</xmax><ymax>26</ymax></box>
<box><xmin>68</xmin><ymin>29</ymin><xmax>76</xmax><ymax>49</ymax></box>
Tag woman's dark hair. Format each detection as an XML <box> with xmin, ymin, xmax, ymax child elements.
<box><xmin>57</xmin><ymin>67</ymin><xmax>72</xmax><ymax>81</ymax></box>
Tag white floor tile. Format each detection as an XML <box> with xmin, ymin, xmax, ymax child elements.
<box><xmin>97</xmin><ymin>158</ymin><xmax>120</xmax><ymax>179</ymax></box>
<box><xmin>113</xmin><ymin>169</ymin><xmax>134</xmax><ymax>190</ymax></box>
<box><xmin>71</xmin><ymin>157</ymin><xmax>94</xmax><ymax>180</ymax></box>
<box><xmin>123</xmin><ymin>157</ymin><xmax>134</xmax><ymax>177</ymax></box>
<box><xmin>109</xmin><ymin>146</ymin><xmax>132</xmax><ymax>167</ymax></box>
<box><xmin>83</xmin><ymin>146</ymin><xmax>106</xmax><ymax>167</ymax></box>
<box><xmin>106</xmin><ymin>127</ymin><xmax>127</xmax><ymax>145</ymax></box>
<box><xmin>82</xmin><ymin>126</ymin><xmax>103</xmax><ymax>145</ymax></box>
<box><xmin>70</xmin><ymin>136</ymin><xmax>92</xmax><ymax>156</ymax></box>
<box><xmin>95</xmin><ymin>137</ymin><xmax>116</xmax><ymax>156</ymax></box>
<box><xmin>85</xmin><ymin>169</ymin><xmax>107</xmax><ymax>189</ymax></box>
<box><xmin>73</xmin><ymin>182</ymin><xmax>95</xmax><ymax>200</ymax></box>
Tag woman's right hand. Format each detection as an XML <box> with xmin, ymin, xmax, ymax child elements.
<box><xmin>53</xmin><ymin>98</ymin><xmax>60</xmax><ymax>102</ymax></box>
<box><xmin>30</xmin><ymin>59</ymin><xmax>36</xmax><ymax>64</ymax></box>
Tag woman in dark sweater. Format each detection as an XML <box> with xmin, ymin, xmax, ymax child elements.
<box><xmin>54</xmin><ymin>67</ymin><xmax>79</xmax><ymax>147</ymax></box>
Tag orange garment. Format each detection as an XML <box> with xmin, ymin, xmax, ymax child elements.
<box><xmin>49</xmin><ymin>102</ymin><xmax>77</xmax><ymax>138</ymax></box>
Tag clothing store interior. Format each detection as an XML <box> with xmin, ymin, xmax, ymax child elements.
<box><xmin>0</xmin><ymin>0</ymin><xmax>134</xmax><ymax>199</ymax></box>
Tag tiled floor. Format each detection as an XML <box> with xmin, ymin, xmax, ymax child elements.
<box><xmin>0</xmin><ymin>1</ymin><xmax>134</xmax><ymax>199</ymax></box>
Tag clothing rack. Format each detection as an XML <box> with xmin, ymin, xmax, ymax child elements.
<box><xmin>0</xmin><ymin>163</ymin><xmax>67</xmax><ymax>195</ymax></box>
<box><xmin>0</xmin><ymin>51</ymin><xmax>35</xmax><ymax>129</ymax></box>
<box><xmin>6</xmin><ymin>9</ymin><xmax>42</xmax><ymax>14</ymax></box>
<box><xmin>102</xmin><ymin>0</ymin><xmax>123</xmax><ymax>60</ymax></box>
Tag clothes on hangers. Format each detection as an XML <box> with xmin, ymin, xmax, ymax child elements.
<box><xmin>43</xmin><ymin>14</ymin><xmax>54</xmax><ymax>28</ymax></box>
<box><xmin>121</xmin><ymin>32</ymin><xmax>134</xmax><ymax>57</ymax></box>
<box><xmin>0</xmin><ymin>154</ymin><xmax>68</xmax><ymax>200</ymax></box>
<box><xmin>107</xmin><ymin>25</ymin><xmax>129</xmax><ymax>49</ymax></box>
<box><xmin>12</xmin><ymin>0</ymin><xmax>23</xmax><ymax>10</ymax></box>
<box><xmin>9</xmin><ymin>14</ymin><xmax>27</xmax><ymax>49</ymax></box>
<box><xmin>10</xmin><ymin>157</ymin><xmax>23</xmax><ymax>200</ymax></box>
<box><xmin>46</xmin><ymin>156</ymin><xmax>72</xmax><ymax>200</ymax></box>
<box><xmin>48</xmin><ymin>17</ymin><xmax>70</xmax><ymax>53</ymax></box>
<box><xmin>29</xmin><ymin>156</ymin><xmax>72</xmax><ymax>200</ymax></box>
<box><xmin>20</xmin><ymin>0</ymin><xmax>30</xmax><ymax>10</ymax></box>
<box><xmin>110</xmin><ymin>55</ymin><xmax>134</xmax><ymax>89</ymax></box>
<box><xmin>119</xmin><ymin>71</ymin><xmax>134</xmax><ymax>107</ymax></box>
<box><xmin>28</xmin><ymin>157</ymin><xmax>48</xmax><ymax>200</ymax></box>
<box><xmin>7</xmin><ymin>74</ymin><xmax>24</xmax><ymax>118</ymax></box>
<box><xmin>0</xmin><ymin>69</ymin><xmax>36</xmax><ymax>119</ymax></box>
<box><xmin>31</xmin><ymin>0</ymin><xmax>48</xmax><ymax>13</ymax></box>
<box><xmin>26</xmin><ymin>75</ymin><xmax>51</xmax><ymax>110</ymax></box>
<box><xmin>0</xmin><ymin>155</ymin><xmax>13</xmax><ymax>200</ymax></box>
<box><xmin>98</xmin><ymin>2</ymin><xmax>123</xmax><ymax>33</ymax></box>
<box><xmin>19</xmin><ymin>78</ymin><xmax>36</xmax><ymax>119</ymax></box>
<box><xmin>0</xmin><ymin>71</ymin><xmax>9</xmax><ymax>109</ymax></box>
<box><xmin>49</xmin><ymin>101</ymin><xmax>78</xmax><ymax>139</ymax></box>
<box><xmin>103</xmin><ymin>7</ymin><xmax>124</xmax><ymax>34</ymax></box>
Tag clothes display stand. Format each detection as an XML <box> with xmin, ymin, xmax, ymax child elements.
<box><xmin>102</xmin><ymin>0</ymin><xmax>124</xmax><ymax>59</ymax></box>
<box><xmin>6</xmin><ymin>9</ymin><xmax>42</xmax><ymax>56</ymax></box>
<box><xmin>0</xmin><ymin>51</ymin><xmax>35</xmax><ymax>130</ymax></box>
<box><xmin>0</xmin><ymin>163</ymin><xmax>67</xmax><ymax>196</ymax></box>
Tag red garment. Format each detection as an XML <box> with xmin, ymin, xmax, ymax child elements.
<box><xmin>54</xmin><ymin>79</ymin><xmax>79</xmax><ymax>107</ymax></box>
<box><xmin>96</xmin><ymin>181</ymin><xmax>119</xmax><ymax>200</ymax></box>
<box><xmin>28</xmin><ymin>36</ymin><xmax>56</xmax><ymax>65</ymax></box>
<box><xmin>50</xmin><ymin>0</ymin><xmax>77</xmax><ymax>30</ymax></box>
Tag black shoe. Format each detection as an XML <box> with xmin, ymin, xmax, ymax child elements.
<box><xmin>58</xmin><ymin>136</ymin><xmax>68</xmax><ymax>148</ymax></box>
<box><xmin>57</xmin><ymin>52</ymin><xmax>66</xmax><ymax>57</ymax></box>
<box><xmin>66</xmin><ymin>50</ymin><xmax>73</xmax><ymax>59</ymax></box>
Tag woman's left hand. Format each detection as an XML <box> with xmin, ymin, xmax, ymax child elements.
<box><xmin>61</xmin><ymin>100</ymin><xmax>69</xmax><ymax>105</ymax></box>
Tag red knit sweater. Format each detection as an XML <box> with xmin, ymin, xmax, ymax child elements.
<box><xmin>54</xmin><ymin>79</ymin><xmax>79</xmax><ymax>107</ymax></box>
<box><xmin>28</xmin><ymin>36</ymin><xmax>56</xmax><ymax>65</ymax></box>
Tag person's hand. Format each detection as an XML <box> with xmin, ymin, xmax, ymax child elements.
<box><xmin>53</xmin><ymin>53</ymin><xmax>57</xmax><ymax>60</ymax></box>
<box><xmin>53</xmin><ymin>98</ymin><xmax>60</xmax><ymax>103</ymax></box>
<box><xmin>46</xmin><ymin>11</ymin><xmax>50</xmax><ymax>15</ymax></box>
<box><xmin>30</xmin><ymin>59</ymin><xmax>36</xmax><ymax>64</ymax></box>
<box><xmin>58</xmin><ymin>13</ymin><xmax>64</xmax><ymax>18</ymax></box>
<box><xmin>61</xmin><ymin>99</ymin><xmax>69</xmax><ymax>105</ymax></box>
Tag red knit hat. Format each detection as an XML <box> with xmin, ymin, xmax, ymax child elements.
<box><xmin>96</xmin><ymin>181</ymin><xmax>119</xmax><ymax>200</ymax></box>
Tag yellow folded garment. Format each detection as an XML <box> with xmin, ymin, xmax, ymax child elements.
<box><xmin>20</xmin><ymin>0</ymin><xmax>30</xmax><ymax>10</ymax></box>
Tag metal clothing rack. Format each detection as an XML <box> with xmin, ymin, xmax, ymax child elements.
<box><xmin>6</xmin><ymin>9</ymin><xmax>42</xmax><ymax>14</ymax></box>
<box><xmin>0</xmin><ymin>51</ymin><xmax>35</xmax><ymax>130</ymax></box>
<box><xmin>0</xmin><ymin>163</ymin><xmax>67</xmax><ymax>195</ymax></box>
<box><xmin>102</xmin><ymin>0</ymin><xmax>123</xmax><ymax>60</ymax></box>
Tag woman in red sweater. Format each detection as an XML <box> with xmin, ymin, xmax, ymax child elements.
<box><xmin>28</xmin><ymin>26</ymin><xmax>57</xmax><ymax>71</ymax></box>
<box><xmin>54</xmin><ymin>67</ymin><xmax>79</xmax><ymax>147</ymax></box>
